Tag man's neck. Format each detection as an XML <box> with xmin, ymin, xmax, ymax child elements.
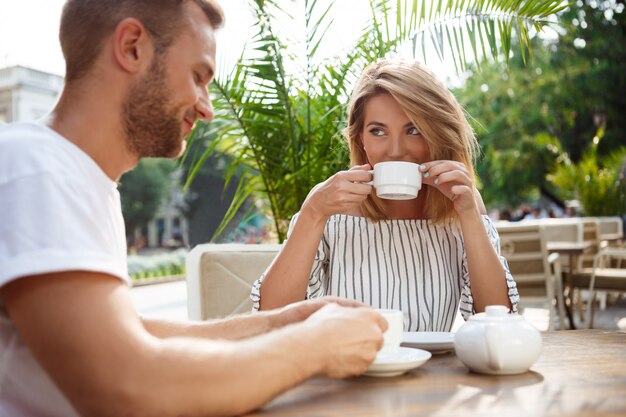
<box><xmin>47</xmin><ymin>79</ymin><xmax>138</xmax><ymax>182</ymax></box>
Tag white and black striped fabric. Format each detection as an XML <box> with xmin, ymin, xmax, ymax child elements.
<box><xmin>252</xmin><ymin>214</ymin><xmax>519</xmax><ymax>331</ymax></box>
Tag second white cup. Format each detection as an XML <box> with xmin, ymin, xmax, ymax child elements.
<box><xmin>376</xmin><ymin>308</ymin><xmax>404</xmax><ymax>356</ymax></box>
<box><xmin>368</xmin><ymin>161</ymin><xmax>422</xmax><ymax>200</ymax></box>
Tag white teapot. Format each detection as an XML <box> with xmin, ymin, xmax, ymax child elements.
<box><xmin>454</xmin><ymin>305</ymin><xmax>542</xmax><ymax>375</ymax></box>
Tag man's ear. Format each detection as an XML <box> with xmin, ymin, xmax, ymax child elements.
<box><xmin>112</xmin><ymin>18</ymin><xmax>153</xmax><ymax>73</ymax></box>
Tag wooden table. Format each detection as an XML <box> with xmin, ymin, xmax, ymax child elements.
<box><xmin>546</xmin><ymin>241</ymin><xmax>594</xmax><ymax>269</ymax></box>
<box><xmin>546</xmin><ymin>241</ymin><xmax>594</xmax><ymax>329</ymax></box>
<box><xmin>246</xmin><ymin>330</ymin><xmax>626</xmax><ymax>417</ymax></box>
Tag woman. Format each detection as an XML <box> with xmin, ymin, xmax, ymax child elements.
<box><xmin>251</xmin><ymin>60</ymin><xmax>519</xmax><ymax>331</ymax></box>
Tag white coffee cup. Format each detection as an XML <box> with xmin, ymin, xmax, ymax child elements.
<box><xmin>376</xmin><ymin>309</ymin><xmax>404</xmax><ymax>356</ymax></box>
<box><xmin>368</xmin><ymin>161</ymin><xmax>422</xmax><ymax>200</ymax></box>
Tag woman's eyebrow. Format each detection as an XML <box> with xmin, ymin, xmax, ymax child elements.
<box><xmin>365</xmin><ymin>121</ymin><xmax>416</xmax><ymax>128</ymax></box>
<box><xmin>366</xmin><ymin>121</ymin><xmax>386</xmax><ymax>127</ymax></box>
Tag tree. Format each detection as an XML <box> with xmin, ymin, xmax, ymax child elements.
<box><xmin>119</xmin><ymin>158</ymin><xmax>177</xmax><ymax>246</ymax></box>
<box><xmin>455</xmin><ymin>0</ymin><xmax>626</xmax><ymax>212</ymax></box>
<box><xmin>186</xmin><ymin>0</ymin><xmax>566</xmax><ymax>241</ymax></box>
<box><xmin>180</xmin><ymin>126</ymin><xmax>262</xmax><ymax>245</ymax></box>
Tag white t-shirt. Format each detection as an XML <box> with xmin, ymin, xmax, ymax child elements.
<box><xmin>0</xmin><ymin>122</ymin><xmax>130</xmax><ymax>417</ymax></box>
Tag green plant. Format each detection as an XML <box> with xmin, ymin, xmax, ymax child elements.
<box><xmin>127</xmin><ymin>249</ymin><xmax>188</xmax><ymax>281</ymax></box>
<box><xmin>454</xmin><ymin>0</ymin><xmax>626</xmax><ymax>209</ymax></box>
<box><xmin>186</xmin><ymin>0</ymin><xmax>566</xmax><ymax>242</ymax></box>
<box><xmin>549</xmin><ymin>130</ymin><xmax>626</xmax><ymax>216</ymax></box>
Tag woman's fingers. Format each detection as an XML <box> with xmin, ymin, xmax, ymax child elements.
<box><xmin>421</xmin><ymin>161</ymin><xmax>467</xmax><ymax>181</ymax></box>
<box><xmin>304</xmin><ymin>167</ymin><xmax>374</xmax><ymax>217</ymax></box>
<box><xmin>428</xmin><ymin>169</ymin><xmax>472</xmax><ymax>187</ymax></box>
<box><xmin>420</xmin><ymin>161</ymin><xmax>478</xmax><ymax>213</ymax></box>
<box><xmin>342</xmin><ymin>168</ymin><xmax>373</xmax><ymax>183</ymax></box>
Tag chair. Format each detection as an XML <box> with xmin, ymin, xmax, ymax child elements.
<box><xmin>541</xmin><ymin>220</ymin><xmax>583</xmax><ymax>272</ymax></box>
<box><xmin>185</xmin><ymin>243</ymin><xmax>280</xmax><ymax>320</ymax></box>
<box><xmin>578</xmin><ymin>218</ymin><xmax>602</xmax><ymax>270</ymax></box>
<box><xmin>569</xmin><ymin>247</ymin><xmax>626</xmax><ymax>328</ymax></box>
<box><xmin>597</xmin><ymin>216</ymin><xmax>624</xmax><ymax>246</ymax></box>
<box><xmin>496</xmin><ymin>223</ymin><xmax>566</xmax><ymax>330</ymax></box>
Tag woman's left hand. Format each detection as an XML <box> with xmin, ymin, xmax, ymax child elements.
<box><xmin>419</xmin><ymin>161</ymin><xmax>480</xmax><ymax>215</ymax></box>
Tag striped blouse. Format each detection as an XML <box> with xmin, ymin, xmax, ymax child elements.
<box><xmin>251</xmin><ymin>214</ymin><xmax>519</xmax><ymax>331</ymax></box>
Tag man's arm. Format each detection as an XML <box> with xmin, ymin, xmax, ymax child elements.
<box><xmin>142</xmin><ymin>296</ymin><xmax>369</xmax><ymax>340</ymax></box>
<box><xmin>2</xmin><ymin>272</ymin><xmax>384</xmax><ymax>417</ymax></box>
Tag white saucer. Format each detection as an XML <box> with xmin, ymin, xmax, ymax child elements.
<box><xmin>363</xmin><ymin>347</ymin><xmax>432</xmax><ymax>377</ymax></box>
<box><xmin>401</xmin><ymin>331</ymin><xmax>455</xmax><ymax>353</ymax></box>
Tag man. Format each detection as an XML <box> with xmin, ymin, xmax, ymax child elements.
<box><xmin>0</xmin><ymin>1</ymin><xmax>386</xmax><ymax>416</ymax></box>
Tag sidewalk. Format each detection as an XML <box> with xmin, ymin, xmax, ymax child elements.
<box><xmin>563</xmin><ymin>296</ymin><xmax>626</xmax><ymax>330</ymax></box>
<box><xmin>130</xmin><ymin>280</ymin><xmax>188</xmax><ymax>321</ymax></box>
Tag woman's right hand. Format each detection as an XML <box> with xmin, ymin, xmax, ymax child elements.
<box><xmin>301</xmin><ymin>164</ymin><xmax>373</xmax><ymax>221</ymax></box>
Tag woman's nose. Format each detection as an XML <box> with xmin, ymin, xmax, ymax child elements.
<box><xmin>388</xmin><ymin>135</ymin><xmax>406</xmax><ymax>159</ymax></box>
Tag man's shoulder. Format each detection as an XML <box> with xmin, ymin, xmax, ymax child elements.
<box><xmin>0</xmin><ymin>121</ymin><xmax>52</xmax><ymax>142</ymax></box>
<box><xmin>0</xmin><ymin>122</ymin><xmax>61</xmax><ymax>157</ymax></box>
<box><xmin>0</xmin><ymin>122</ymin><xmax>78</xmax><ymax>181</ymax></box>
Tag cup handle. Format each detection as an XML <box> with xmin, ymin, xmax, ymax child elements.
<box><xmin>364</xmin><ymin>169</ymin><xmax>374</xmax><ymax>186</ymax></box>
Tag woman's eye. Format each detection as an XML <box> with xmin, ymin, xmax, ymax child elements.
<box><xmin>369</xmin><ymin>128</ymin><xmax>385</xmax><ymax>137</ymax></box>
<box><xmin>407</xmin><ymin>126</ymin><xmax>420</xmax><ymax>135</ymax></box>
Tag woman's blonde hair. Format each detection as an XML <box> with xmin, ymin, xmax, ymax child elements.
<box><xmin>344</xmin><ymin>59</ymin><xmax>479</xmax><ymax>222</ymax></box>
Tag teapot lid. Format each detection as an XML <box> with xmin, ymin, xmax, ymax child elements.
<box><xmin>469</xmin><ymin>305</ymin><xmax>523</xmax><ymax>322</ymax></box>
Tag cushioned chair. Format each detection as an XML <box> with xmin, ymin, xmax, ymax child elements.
<box><xmin>185</xmin><ymin>244</ymin><xmax>280</xmax><ymax>320</ymax></box>
<box><xmin>496</xmin><ymin>223</ymin><xmax>566</xmax><ymax>330</ymax></box>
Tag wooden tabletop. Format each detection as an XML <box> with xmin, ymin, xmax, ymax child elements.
<box><xmin>246</xmin><ymin>330</ymin><xmax>626</xmax><ymax>417</ymax></box>
<box><xmin>546</xmin><ymin>241</ymin><xmax>593</xmax><ymax>255</ymax></box>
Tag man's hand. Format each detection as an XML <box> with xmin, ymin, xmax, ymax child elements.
<box><xmin>303</xmin><ymin>303</ymin><xmax>387</xmax><ymax>378</ymax></box>
<box><xmin>271</xmin><ymin>296</ymin><xmax>370</xmax><ymax>328</ymax></box>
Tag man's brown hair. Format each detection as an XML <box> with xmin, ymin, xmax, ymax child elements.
<box><xmin>59</xmin><ymin>0</ymin><xmax>224</xmax><ymax>81</ymax></box>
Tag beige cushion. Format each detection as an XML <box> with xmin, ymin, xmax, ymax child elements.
<box><xmin>186</xmin><ymin>244</ymin><xmax>281</xmax><ymax>320</ymax></box>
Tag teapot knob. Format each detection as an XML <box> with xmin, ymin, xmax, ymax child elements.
<box><xmin>485</xmin><ymin>305</ymin><xmax>509</xmax><ymax>316</ymax></box>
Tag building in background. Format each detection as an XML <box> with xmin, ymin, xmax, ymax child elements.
<box><xmin>0</xmin><ymin>65</ymin><xmax>63</xmax><ymax>123</ymax></box>
<box><xmin>146</xmin><ymin>169</ymin><xmax>189</xmax><ymax>249</ymax></box>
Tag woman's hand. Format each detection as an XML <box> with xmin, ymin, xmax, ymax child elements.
<box><xmin>419</xmin><ymin>161</ymin><xmax>482</xmax><ymax>215</ymax></box>
<box><xmin>301</xmin><ymin>164</ymin><xmax>373</xmax><ymax>222</ymax></box>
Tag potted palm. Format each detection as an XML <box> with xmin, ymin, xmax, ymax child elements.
<box><xmin>184</xmin><ymin>0</ymin><xmax>567</xmax><ymax>242</ymax></box>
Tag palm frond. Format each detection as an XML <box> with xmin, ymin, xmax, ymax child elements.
<box><xmin>368</xmin><ymin>0</ymin><xmax>567</xmax><ymax>69</ymax></box>
<box><xmin>186</xmin><ymin>0</ymin><xmax>566</xmax><ymax>241</ymax></box>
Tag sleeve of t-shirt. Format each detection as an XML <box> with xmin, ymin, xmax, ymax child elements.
<box><xmin>0</xmin><ymin>172</ymin><xmax>130</xmax><ymax>287</ymax></box>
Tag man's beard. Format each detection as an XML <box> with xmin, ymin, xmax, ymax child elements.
<box><xmin>122</xmin><ymin>56</ymin><xmax>186</xmax><ymax>158</ymax></box>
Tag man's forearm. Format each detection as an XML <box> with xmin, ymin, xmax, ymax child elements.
<box><xmin>142</xmin><ymin>311</ymin><xmax>279</xmax><ymax>340</ymax></box>
<box><xmin>75</xmin><ymin>324</ymin><xmax>323</xmax><ymax>417</ymax></box>
<box><xmin>156</xmin><ymin>327</ymin><xmax>321</xmax><ymax>416</ymax></box>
